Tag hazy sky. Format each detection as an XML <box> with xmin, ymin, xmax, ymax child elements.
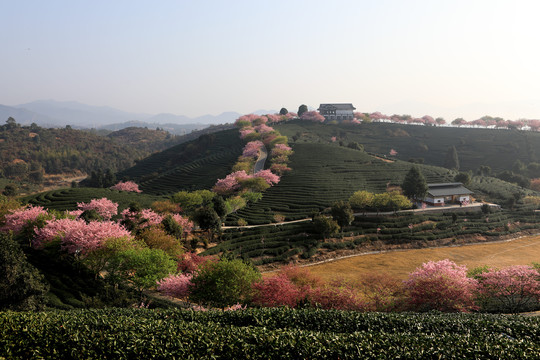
<box><xmin>2</xmin><ymin>0</ymin><xmax>540</xmax><ymax>120</ymax></box>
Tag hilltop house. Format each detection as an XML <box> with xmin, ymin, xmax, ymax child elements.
<box><xmin>424</xmin><ymin>183</ymin><xmax>473</xmax><ymax>206</ymax></box>
<box><xmin>317</xmin><ymin>103</ymin><xmax>356</xmax><ymax>121</ymax></box>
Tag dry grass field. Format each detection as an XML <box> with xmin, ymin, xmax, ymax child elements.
<box><xmin>305</xmin><ymin>235</ymin><xmax>540</xmax><ymax>281</ymax></box>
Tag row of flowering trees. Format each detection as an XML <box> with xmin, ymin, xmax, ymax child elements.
<box><xmin>356</xmin><ymin>111</ymin><xmax>540</xmax><ymax>131</ymax></box>
<box><xmin>212</xmin><ymin>114</ymin><xmax>294</xmax><ymax>216</ymax></box>
<box><xmin>158</xmin><ymin>257</ymin><xmax>540</xmax><ymax>313</ymax></box>
<box><xmin>1</xmin><ymin>196</ymin><xmax>196</xmax><ymax>292</ymax></box>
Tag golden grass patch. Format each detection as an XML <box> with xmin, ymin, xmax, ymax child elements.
<box><xmin>304</xmin><ymin>236</ymin><xmax>540</xmax><ymax>281</ymax></box>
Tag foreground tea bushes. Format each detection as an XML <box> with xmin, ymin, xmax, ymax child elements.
<box><xmin>1</xmin><ymin>308</ymin><xmax>539</xmax><ymax>359</ymax></box>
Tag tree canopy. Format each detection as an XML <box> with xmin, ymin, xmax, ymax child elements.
<box><xmin>401</xmin><ymin>166</ymin><xmax>428</xmax><ymax>200</ymax></box>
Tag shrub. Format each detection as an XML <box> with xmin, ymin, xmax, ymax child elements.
<box><xmin>189</xmin><ymin>258</ymin><xmax>261</xmax><ymax>308</ymax></box>
<box><xmin>252</xmin><ymin>273</ymin><xmax>305</xmax><ymax>308</ymax></box>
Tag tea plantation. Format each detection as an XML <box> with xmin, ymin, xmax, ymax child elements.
<box><xmin>117</xmin><ymin>129</ymin><xmax>244</xmax><ymax>195</ymax></box>
<box><xmin>1</xmin><ymin>308</ymin><xmax>538</xmax><ymax>359</ymax></box>
<box><xmin>275</xmin><ymin>120</ymin><xmax>540</xmax><ymax>173</ymax></box>
<box><xmin>21</xmin><ymin>188</ymin><xmax>163</xmax><ymax>212</ymax></box>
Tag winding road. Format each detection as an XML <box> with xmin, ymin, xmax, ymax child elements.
<box><xmin>253</xmin><ymin>144</ymin><xmax>268</xmax><ymax>173</ymax></box>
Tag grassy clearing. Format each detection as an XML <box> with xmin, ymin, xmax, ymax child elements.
<box><xmin>306</xmin><ymin>235</ymin><xmax>540</xmax><ymax>281</ymax></box>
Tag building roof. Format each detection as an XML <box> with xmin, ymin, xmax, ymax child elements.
<box><xmin>427</xmin><ymin>183</ymin><xmax>473</xmax><ymax>197</ymax></box>
<box><xmin>317</xmin><ymin>103</ymin><xmax>356</xmax><ymax>111</ymax></box>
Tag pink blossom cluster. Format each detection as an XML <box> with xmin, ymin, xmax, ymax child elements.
<box><xmin>242</xmin><ymin>141</ymin><xmax>264</xmax><ymax>158</ymax></box>
<box><xmin>1</xmin><ymin>205</ymin><xmax>49</xmax><ymax>233</ymax></box>
<box><xmin>110</xmin><ymin>181</ymin><xmax>142</xmax><ymax>193</ymax></box>
<box><xmin>476</xmin><ymin>265</ymin><xmax>540</xmax><ymax>311</ymax></box>
<box><xmin>213</xmin><ymin>170</ymin><xmax>250</xmax><ymax>195</ymax></box>
<box><xmin>254</xmin><ymin>169</ymin><xmax>280</xmax><ymax>185</ymax></box>
<box><xmin>177</xmin><ymin>252</ymin><xmax>217</xmax><ymax>274</ymax></box>
<box><xmin>270</xmin><ymin>163</ymin><xmax>292</xmax><ymax>175</ymax></box>
<box><xmin>157</xmin><ymin>273</ymin><xmax>193</xmax><ymax>298</ymax></box>
<box><xmin>254</xmin><ymin>124</ymin><xmax>274</xmax><ymax>134</ymax></box>
<box><xmin>121</xmin><ymin>208</ymin><xmax>163</xmax><ymax>228</ymax></box>
<box><xmin>300</xmin><ymin>111</ymin><xmax>325</xmax><ymax>122</ymax></box>
<box><xmin>34</xmin><ymin>218</ymin><xmax>132</xmax><ymax>255</ymax></box>
<box><xmin>239</xmin><ymin>127</ymin><xmax>255</xmax><ymax>139</ymax></box>
<box><xmin>271</xmin><ymin>143</ymin><xmax>292</xmax><ymax>155</ymax></box>
<box><xmin>170</xmin><ymin>213</ymin><xmax>194</xmax><ymax>235</ymax></box>
<box><xmin>405</xmin><ymin>259</ymin><xmax>478</xmax><ymax>312</ymax></box>
<box><xmin>213</xmin><ymin>169</ymin><xmax>280</xmax><ymax>195</ymax></box>
<box><xmin>77</xmin><ymin>198</ymin><xmax>119</xmax><ymax>220</ymax></box>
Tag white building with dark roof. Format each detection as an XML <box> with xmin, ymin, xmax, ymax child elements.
<box><xmin>424</xmin><ymin>183</ymin><xmax>473</xmax><ymax>206</ymax></box>
<box><xmin>317</xmin><ymin>103</ymin><xmax>356</xmax><ymax>121</ymax></box>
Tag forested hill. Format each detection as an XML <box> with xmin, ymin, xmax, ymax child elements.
<box><xmin>0</xmin><ymin>118</ymin><xmax>186</xmax><ymax>184</ymax></box>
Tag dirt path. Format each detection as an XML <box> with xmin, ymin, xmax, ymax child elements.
<box><xmin>253</xmin><ymin>145</ymin><xmax>268</xmax><ymax>173</ymax></box>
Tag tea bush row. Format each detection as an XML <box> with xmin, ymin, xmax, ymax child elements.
<box><xmin>1</xmin><ymin>308</ymin><xmax>538</xmax><ymax>359</ymax></box>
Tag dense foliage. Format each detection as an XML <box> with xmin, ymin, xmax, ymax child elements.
<box><xmin>1</xmin><ymin>308</ymin><xmax>538</xmax><ymax>359</ymax></box>
<box><xmin>0</xmin><ymin>119</ymin><xmax>182</xmax><ymax>184</ymax></box>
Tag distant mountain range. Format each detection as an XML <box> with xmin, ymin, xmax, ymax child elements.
<box><xmin>0</xmin><ymin>100</ymin><xmax>276</xmax><ymax>134</ymax></box>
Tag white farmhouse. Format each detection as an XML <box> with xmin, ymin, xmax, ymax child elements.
<box><xmin>424</xmin><ymin>183</ymin><xmax>473</xmax><ymax>206</ymax></box>
<box><xmin>317</xmin><ymin>103</ymin><xmax>356</xmax><ymax>121</ymax></box>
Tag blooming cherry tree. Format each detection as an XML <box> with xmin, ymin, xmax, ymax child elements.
<box><xmin>476</xmin><ymin>265</ymin><xmax>540</xmax><ymax>313</ymax></box>
<box><xmin>242</xmin><ymin>141</ymin><xmax>264</xmax><ymax>158</ymax></box>
<box><xmin>404</xmin><ymin>259</ymin><xmax>478</xmax><ymax>312</ymax></box>
<box><xmin>77</xmin><ymin>198</ymin><xmax>119</xmax><ymax>220</ymax></box>
<box><xmin>157</xmin><ymin>273</ymin><xmax>193</xmax><ymax>298</ymax></box>
<box><xmin>1</xmin><ymin>205</ymin><xmax>49</xmax><ymax>233</ymax></box>
<box><xmin>110</xmin><ymin>181</ymin><xmax>142</xmax><ymax>193</ymax></box>
<box><xmin>254</xmin><ymin>169</ymin><xmax>280</xmax><ymax>185</ymax></box>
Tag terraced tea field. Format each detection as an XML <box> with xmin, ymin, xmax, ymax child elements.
<box><xmin>275</xmin><ymin>120</ymin><xmax>540</xmax><ymax>173</ymax></box>
<box><xmin>226</xmin><ymin>143</ymin><xmax>454</xmax><ymax>225</ymax></box>
<box><xmin>117</xmin><ymin>129</ymin><xmax>244</xmax><ymax>195</ymax></box>
<box><xmin>22</xmin><ymin>188</ymin><xmax>163</xmax><ymax>212</ymax></box>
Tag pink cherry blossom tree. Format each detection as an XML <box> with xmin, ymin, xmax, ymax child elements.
<box><xmin>157</xmin><ymin>273</ymin><xmax>193</xmax><ymax>298</ymax></box>
<box><xmin>110</xmin><ymin>181</ymin><xmax>142</xmax><ymax>193</ymax></box>
<box><xmin>300</xmin><ymin>111</ymin><xmax>325</xmax><ymax>122</ymax></box>
<box><xmin>34</xmin><ymin>218</ymin><xmax>132</xmax><ymax>256</ymax></box>
<box><xmin>77</xmin><ymin>198</ymin><xmax>119</xmax><ymax>220</ymax></box>
<box><xmin>476</xmin><ymin>265</ymin><xmax>540</xmax><ymax>313</ymax></box>
<box><xmin>254</xmin><ymin>124</ymin><xmax>274</xmax><ymax>133</ymax></box>
<box><xmin>251</xmin><ymin>273</ymin><xmax>305</xmax><ymax>308</ymax></box>
<box><xmin>404</xmin><ymin>259</ymin><xmax>478</xmax><ymax>312</ymax></box>
<box><xmin>1</xmin><ymin>205</ymin><xmax>49</xmax><ymax>233</ymax></box>
<box><xmin>239</xmin><ymin>127</ymin><xmax>255</xmax><ymax>139</ymax></box>
<box><xmin>242</xmin><ymin>140</ymin><xmax>264</xmax><ymax>158</ymax></box>
<box><xmin>121</xmin><ymin>208</ymin><xmax>164</xmax><ymax>228</ymax></box>
<box><xmin>170</xmin><ymin>214</ymin><xmax>194</xmax><ymax>237</ymax></box>
<box><xmin>254</xmin><ymin>169</ymin><xmax>280</xmax><ymax>185</ymax></box>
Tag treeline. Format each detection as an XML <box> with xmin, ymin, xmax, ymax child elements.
<box><xmin>0</xmin><ymin>118</ymin><xmax>184</xmax><ymax>184</ymax></box>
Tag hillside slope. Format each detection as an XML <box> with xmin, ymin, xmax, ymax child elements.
<box><xmin>275</xmin><ymin>120</ymin><xmax>540</xmax><ymax>173</ymax></box>
<box><xmin>117</xmin><ymin>129</ymin><xmax>244</xmax><ymax>195</ymax></box>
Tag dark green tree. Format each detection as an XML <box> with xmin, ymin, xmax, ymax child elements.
<box><xmin>162</xmin><ymin>214</ymin><xmax>184</xmax><ymax>239</ymax></box>
<box><xmin>444</xmin><ymin>146</ymin><xmax>460</xmax><ymax>170</ymax></box>
<box><xmin>330</xmin><ymin>201</ymin><xmax>354</xmax><ymax>230</ymax></box>
<box><xmin>2</xmin><ymin>184</ymin><xmax>17</xmax><ymax>197</ymax></box>
<box><xmin>0</xmin><ymin>233</ymin><xmax>48</xmax><ymax>311</ymax></box>
<box><xmin>193</xmin><ymin>206</ymin><xmax>221</xmax><ymax>233</ymax></box>
<box><xmin>212</xmin><ymin>195</ymin><xmax>227</xmax><ymax>219</ymax></box>
<box><xmin>454</xmin><ymin>172</ymin><xmax>471</xmax><ymax>186</ymax></box>
<box><xmin>313</xmin><ymin>215</ymin><xmax>340</xmax><ymax>238</ymax></box>
<box><xmin>279</xmin><ymin>107</ymin><xmax>288</xmax><ymax>115</ymax></box>
<box><xmin>401</xmin><ymin>166</ymin><xmax>428</xmax><ymax>200</ymax></box>
<box><xmin>298</xmin><ymin>104</ymin><xmax>308</xmax><ymax>117</ymax></box>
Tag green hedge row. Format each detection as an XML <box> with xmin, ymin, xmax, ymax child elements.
<box><xmin>1</xmin><ymin>308</ymin><xmax>538</xmax><ymax>359</ymax></box>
